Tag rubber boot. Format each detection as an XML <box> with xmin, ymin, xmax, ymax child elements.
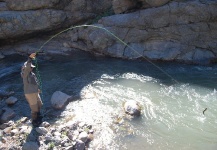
<box><xmin>32</xmin><ymin>119</ymin><xmax>40</xmax><ymax>127</ymax></box>
<box><xmin>31</xmin><ymin>112</ymin><xmax>40</xmax><ymax>127</ymax></box>
<box><xmin>37</xmin><ymin>112</ymin><xmax>43</xmax><ymax>124</ymax></box>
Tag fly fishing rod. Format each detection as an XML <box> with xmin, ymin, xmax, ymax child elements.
<box><xmin>36</xmin><ymin>24</ymin><xmax>179</xmax><ymax>83</ymax></box>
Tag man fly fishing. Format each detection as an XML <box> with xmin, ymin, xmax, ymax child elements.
<box><xmin>21</xmin><ymin>53</ymin><xmax>43</xmax><ymax>127</ymax></box>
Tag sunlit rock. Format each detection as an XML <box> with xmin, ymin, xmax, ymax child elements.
<box><xmin>51</xmin><ymin>91</ymin><xmax>71</xmax><ymax>109</ymax></box>
<box><xmin>11</xmin><ymin>128</ymin><xmax>18</xmax><ymax>135</ymax></box>
<box><xmin>3</xmin><ymin>127</ymin><xmax>12</xmax><ymax>134</ymax></box>
<box><xmin>124</xmin><ymin>100</ymin><xmax>141</xmax><ymax>116</ymax></box>
<box><xmin>78</xmin><ymin>131</ymin><xmax>88</xmax><ymax>143</ymax></box>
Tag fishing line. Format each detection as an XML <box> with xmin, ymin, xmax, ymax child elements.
<box><xmin>34</xmin><ymin>24</ymin><xmax>180</xmax><ymax>113</ymax></box>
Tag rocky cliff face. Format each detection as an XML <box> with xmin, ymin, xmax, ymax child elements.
<box><xmin>66</xmin><ymin>0</ymin><xmax>217</xmax><ymax>64</ymax></box>
<box><xmin>0</xmin><ymin>0</ymin><xmax>216</xmax><ymax>64</ymax></box>
<box><xmin>0</xmin><ymin>0</ymin><xmax>112</xmax><ymax>41</ymax></box>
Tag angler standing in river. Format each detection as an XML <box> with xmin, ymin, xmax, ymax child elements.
<box><xmin>21</xmin><ymin>53</ymin><xmax>43</xmax><ymax>127</ymax></box>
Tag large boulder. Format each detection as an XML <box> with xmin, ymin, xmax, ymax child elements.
<box><xmin>0</xmin><ymin>0</ymin><xmax>113</xmax><ymax>41</ymax></box>
<box><xmin>124</xmin><ymin>100</ymin><xmax>141</xmax><ymax>116</ymax></box>
<box><xmin>5</xmin><ymin>0</ymin><xmax>60</xmax><ymax>10</ymax></box>
<box><xmin>0</xmin><ymin>10</ymin><xmax>66</xmax><ymax>40</ymax></box>
<box><xmin>112</xmin><ymin>0</ymin><xmax>135</xmax><ymax>14</ymax></box>
<box><xmin>145</xmin><ymin>0</ymin><xmax>170</xmax><ymax>7</ymax></box>
<box><xmin>112</xmin><ymin>0</ymin><xmax>170</xmax><ymax>14</ymax></box>
<box><xmin>51</xmin><ymin>91</ymin><xmax>71</xmax><ymax>109</ymax></box>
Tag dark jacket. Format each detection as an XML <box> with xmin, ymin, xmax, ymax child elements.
<box><xmin>21</xmin><ymin>58</ymin><xmax>39</xmax><ymax>94</ymax></box>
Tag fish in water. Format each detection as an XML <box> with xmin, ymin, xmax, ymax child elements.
<box><xmin>203</xmin><ymin>108</ymin><xmax>207</xmax><ymax>115</ymax></box>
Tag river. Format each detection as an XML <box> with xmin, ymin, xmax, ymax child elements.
<box><xmin>0</xmin><ymin>51</ymin><xmax>217</xmax><ymax>150</ymax></box>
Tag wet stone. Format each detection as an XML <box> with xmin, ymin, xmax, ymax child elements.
<box><xmin>78</xmin><ymin>122</ymin><xmax>86</xmax><ymax>128</ymax></box>
<box><xmin>20</xmin><ymin>117</ymin><xmax>28</xmax><ymax>123</ymax></box>
<box><xmin>53</xmin><ymin>131</ymin><xmax>61</xmax><ymax>136</ymax></box>
<box><xmin>5</xmin><ymin>96</ymin><xmax>18</xmax><ymax>105</ymax></box>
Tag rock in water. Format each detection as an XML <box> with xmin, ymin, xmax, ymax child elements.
<box><xmin>124</xmin><ymin>100</ymin><xmax>141</xmax><ymax>116</ymax></box>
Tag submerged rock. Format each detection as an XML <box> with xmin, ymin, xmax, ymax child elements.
<box><xmin>124</xmin><ymin>100</ymin><xmax>141</xmax><ymax>116</ymax></box>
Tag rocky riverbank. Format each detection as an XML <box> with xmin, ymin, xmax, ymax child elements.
<box><xmin>0</xmin><ymin>88</ymin><xmax>141</xmax><ymax>150</ymax></box>
<box><xmin>0</xmin><ymin>117</ymin><xmax>94</xmax><ymax>150</ymax></box>
<box><xmin>0</xmin><ymin>91</ymin><xmax>95</xmax><ymax>150</ymax></box>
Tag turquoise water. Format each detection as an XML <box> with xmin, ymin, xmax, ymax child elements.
<box><xmin>0</xmin><ymin>52</ymin><xmax>217</xmax><ymax>149</ymax></box>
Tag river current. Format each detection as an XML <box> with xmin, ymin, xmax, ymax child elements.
<box><xmin>0</xmin><ymin>51</ymin><xmax>217</xmax><ymax>150</ymax></box>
